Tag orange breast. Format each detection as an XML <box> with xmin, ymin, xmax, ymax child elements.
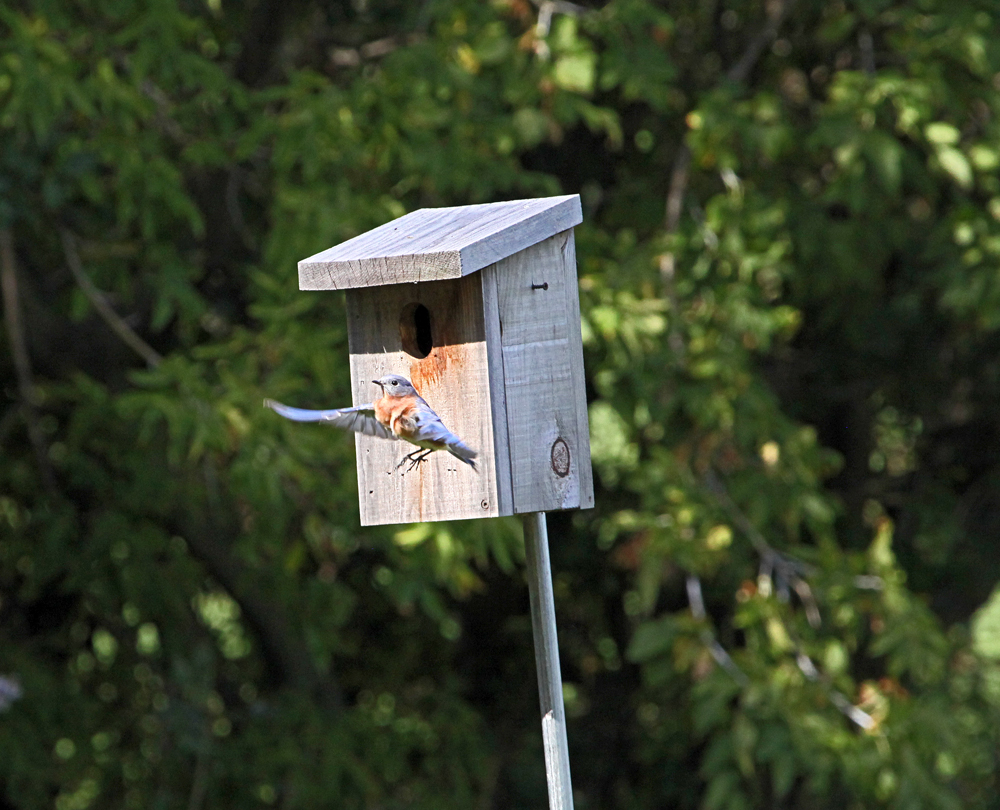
<box><xmin>375</xmin><ymin>395</ymin><xmax>418</xmax><ymax>440</ymax></box>
<box><xmin>373</xmin><ymin>396</ymin><xmax>393</xmax><ymax>430</ymax></box>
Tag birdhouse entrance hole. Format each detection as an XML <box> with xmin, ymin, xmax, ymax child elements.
<box><xmin>400</xmin><ymin>302</ymin><xmax>433</xmax><ymax>359</ymax></box>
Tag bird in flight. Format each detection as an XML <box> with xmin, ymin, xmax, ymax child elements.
<box><xmin>265</xmin><ymin>374</ymin><xmax>477</xmax><ymax>471</ymax></box>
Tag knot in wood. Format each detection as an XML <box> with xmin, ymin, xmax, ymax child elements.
<box><xmin>550</xmin><ymin>437</ymin><xmax>570</xmax><ymax>478</ymax></box>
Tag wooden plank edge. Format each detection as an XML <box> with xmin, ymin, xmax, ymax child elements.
<box><xmin>298</xmin><ymin>250</ymin><xmax>464</xmax><ymax>291</ymax></box>
<box><xmin>481</xmin><ymin>265</ymin><xmax>514</xmax><ymax>515</ymax></box>
<box><xmin>458</xmin><ymin>195</ymin><xmax>582</xmax><ymax>278</ymax></box>
<box><xmin>296</xmin><ymin>196</ymin><xmax>582</xmax><ymax>291</ymax></box>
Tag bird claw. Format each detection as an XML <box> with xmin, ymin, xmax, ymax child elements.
<box><xmin>395</xmin><ymin>450</ymin><xmax>433</xmax><ymax>472</ymax></box>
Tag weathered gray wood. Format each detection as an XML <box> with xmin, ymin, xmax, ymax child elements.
<box><xmin>479</xmin><ymin>267</ymin><xmax>514</xmax><ymax>516</ymax></box>
<box><xmin>494</xmin><ymin>231</ymin><xmax>594</xmax><ymax>514</ymax></box>
<box><xmin>523</xmin><ymin>511</ymin><xmax>575</xmax><ymax>810</ymax></box>
<box><xmin>559</xmin><ymin>233</ymin><xmax>595</xmax><ymax>509</ymax></box>
<box><xmin>299</xmin><ymin>195</ymin><xmax>582</xmax><ymax>290</ymax></box>
<box><xmin>326</xmin><ymin>197</ymin><xmax>591</xmax><ymax>524</ymax></box>
<box><xmin>346</xmin><ymin>274</ymin><xmax>509</xmax><ymax>526</ymax></box>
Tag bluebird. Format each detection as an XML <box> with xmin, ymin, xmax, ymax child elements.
<box><xmin>265</xmin><ymin>374</ymin><xmax>477</xmax><ymax>471</ymax></box>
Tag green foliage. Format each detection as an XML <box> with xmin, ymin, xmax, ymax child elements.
<box><xmin>3</xmin><ymin>0</ymin><xmax>1000</xmax><ymax>808</ymax></box>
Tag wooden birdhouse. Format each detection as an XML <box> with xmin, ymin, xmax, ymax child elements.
<box><xmin>298</xmin><ymin>194</ymin><xmax>594</xmax><ymax>526</ymax></box>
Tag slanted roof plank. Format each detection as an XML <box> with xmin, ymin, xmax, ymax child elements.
<box><xmin>298</xmin><ymin>194</ymin><xmax>582</xmax><ymax>290</ymax></box>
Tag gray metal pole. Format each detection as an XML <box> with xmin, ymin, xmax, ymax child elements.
<box><xmin>523</xmin><ymin>511</ymin><xmax>575</xmax><ymax>810</ymax></box>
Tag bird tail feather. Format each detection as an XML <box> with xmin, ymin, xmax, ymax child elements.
<box><xmin>447</xmin><ymin>438</ymin><xmax>478</xmax><ymax>470</ymax></box>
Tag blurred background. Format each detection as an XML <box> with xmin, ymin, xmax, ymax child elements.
<box><xmin>2</xmin><ymin>0</ymin><xmax>1000</xmax><ymax>807</ymax></box>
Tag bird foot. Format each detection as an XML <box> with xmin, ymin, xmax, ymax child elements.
<box><xmin>395</xmin><ymin>450</ymin><xmax>434</xmax><ymax>472</ymax></box>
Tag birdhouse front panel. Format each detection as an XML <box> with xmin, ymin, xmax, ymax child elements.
<box><xmin>345</xmin><ymin>273</ymin><xmax>508</xmax><ymax>526</ymax></box>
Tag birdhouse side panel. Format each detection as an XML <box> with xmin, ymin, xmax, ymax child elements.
<box><xmin>345</xmin><ymin>277</ymin><xmax>508</xmax><ymax>526</ymax></box>
<box><xmin>559</xmin><ymin>232</ymin><xmax>594</xmax><ymax>509</ymax></box>
<box><xmin>489</xmin><ymin>230</ymin><xmax>594</xmax><ymax>514</ymax></box>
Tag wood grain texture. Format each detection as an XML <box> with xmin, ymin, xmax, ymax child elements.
<box><xmin>346</xmin><ymin>274</ymin><xmax>507</xmax><ymax>526</ymax></box>
<box><xmin>300</xmin><ymin>195</ymin><xmax>582</xmax><ymax>290</ymax></box>
<box><xmin>493</xmin><ymin>231</ymin><xmax>595</xmax><ymax>514</ymax></box>
<box><xmin>479</xmin><ymin>267</ymin><xmax>514</xmax><ymax>516</ymax></box>
<box><xmin>559</xmin><ymin>233</ymin><xmax>595</xmax><ymax>508</ymax></box>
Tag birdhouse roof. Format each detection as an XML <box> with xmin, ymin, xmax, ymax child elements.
<box><xmin>298</xmin><ymin>194</ymin><xmax>582</xmax><ymax>290</ymax></box>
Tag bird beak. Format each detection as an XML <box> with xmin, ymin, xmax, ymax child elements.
<box><xmin>372</xmin><ymin>380</ymin><xmax>383</xmax><ymax>389</ymax></box>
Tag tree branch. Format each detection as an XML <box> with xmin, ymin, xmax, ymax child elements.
<box><xmin>233</xmin><ymin>0</ymin><xmax>309</xmax><ymax>87</ymax></box>
<box><xmin>529</xmin><ymin>0</ymin><xmax>587</xmax><ymax>59</ymax></box>
<box><xmin>659</xmin><ymin>148</ymin><xmax>691</xmax><ymax>358</ymax></box>
<box><xmin>0</xmin><ymin>228</ymin><xmax>57</xmax><ymax>495</ymax></box>
<box><xmin>724</xmin><ymin>0</ymin><xmax>795</xmax><ymax>86</ymax></box>
<box><xmin>170</xmin><ymin>507</ymin><xmax>342</xmax><ymax>712</ymax></box>
<box><xmin>700</xmin><ymin>469</ymin><xmax>879</xmax><ymax>730</ymax></box>
<box><xmin>685</xmin><ymin>574</ymin><xmax>749</xmax><ymax>686</ymax></box>
<box><xmin>60</xmin><ymin>230</ymin><xmax>163</xmax><ymax>368</ymax></box>
<box><xmin>329</xmin><ymin>34</ymin><xmax>426</xmax><ymax>67</ymax></box>
<box><xmin>659</xmin><ymin>0</ymin><xmax>795</xmax><ymax>294</ymax></box>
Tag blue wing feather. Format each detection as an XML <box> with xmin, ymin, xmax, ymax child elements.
<box><xmin>264</xmin><ymin>399</ymin><xmax>396</xmax><ymax>440</ymax></box>
<box><xmin>410</xmin><ymin>411</ymin><xmax>477</xmax><ymax>468</ymax></box>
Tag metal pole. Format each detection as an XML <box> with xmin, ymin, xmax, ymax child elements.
<box><xmin>523</xmin><ymin>511</ymin><xmax>574</xmax><ymax>810</ymax></box>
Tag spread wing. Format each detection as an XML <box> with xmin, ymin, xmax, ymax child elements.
<box><xmin>264</xmin><ymin>399</ymin><xmax>396</xmax><ymax>440</ymax></box>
